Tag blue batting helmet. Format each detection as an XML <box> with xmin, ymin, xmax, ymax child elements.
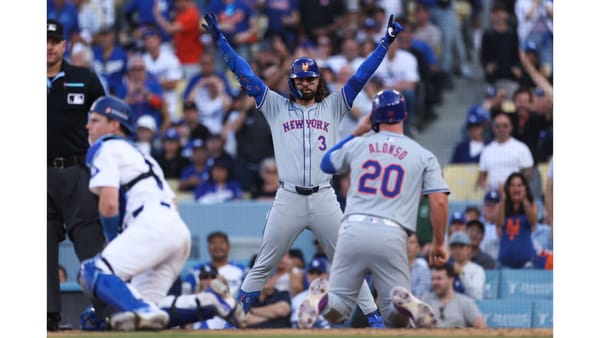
<box><xmin>370</xmin><ymin>89</ymin><xmax>407</xmax><ymax>132</ymax></box>
<box><xmin>89</xmin><ymin>96</ymin><xmax>135</xmax><ymax>135</ymax></box>
<box><xmin>288</xmin><ymin>56</ymin><xmax>320</xmax><ymax>99</ymax></box>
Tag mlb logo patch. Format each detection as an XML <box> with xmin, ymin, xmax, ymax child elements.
<box><xmin>67</xmin><ymin>93</ymin><xmax>85</xmax><ymax>104</ymax></box>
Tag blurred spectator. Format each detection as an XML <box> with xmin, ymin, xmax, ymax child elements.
<box><xmin>448</xmin><ymin>211</ymin><xmax>467</xmax><ymax>237</ymax></box>
<box><xmin>58</xmin><ymin>264</ymin><xmax>68</xmax><ymax>283</ymax></box>
<box><xmin>448</xmin><ymin>231</ymin><xmax>485</xmax><ymax>300</ymax></box>
<box><xmin>518</xmin><ymin>43</ymin><xmax>552</xmax><ymax>93</ymax></box>
<box><xmin>223</xmin><ymin>93</ymin><xmax>274</xmax><ymax>194</ymax></box>
<box><xmin>514</xmin><ymin>0</ymin><xmax>553</xmax><ymax>78</ymax></box>
<box><xmin>181</xmin><ymin>100</ymin><xmax>211</xmax><ymax>143</ymax></box>
<box><xmin>115</xmin><ymin>55</ymin><xmax>170</xmax><ymax>132</ymax></box>
<box><xmin>92</xmin><ymin>25</ymin><xmax>129</xmax><ymax>95</ymax></box>
<box><xmin>477</xmin><ymin>112</ymin><xmax>534</xmax><ymax>192</ymax></box>
<box><xmin>252</xmin><ymin>37</ymin><xmax>294</xmax><ymax>94</ymax></box>
<box><xmin>155</xmin><ymin>127</ymin><xmax>191</xmax><ymax>179</ymax></box>
<box><xmin>134</xmin><ymin>114</ymin><xmax>161</xmax><ymax>156</ymax></box>
<box><xmin>290</xmin><ymin>258</ymin><xmax>333</xmax><ymax>328</ymax></box>
<box><xmin>183</xmin><ymin>231</ymin><xmax>246</xmax><ymax>329</ymax></box>
<box><xmin>413</xmin><ymin>3</ymin><xmax>442</xmax><ymax>58</ymax></box>
<box><xmin>207</xmin><ymin>0</ymin><xmax>259</xmax><ymax>61</ymax></box>
<box><xmin>244</xmin><ymin>281</ymin><xmax>292</xmax><ymax>328</ymax></box>
<box><xmin>298</xmin><ymin>0</ymin><xmax>347</xmax><ymax>44</ymax></box>
<box><xmin>153</xmin><ymin>0</ymin><xmax>204</xmax><ymax>79</ymax></box>
<box><xmin>510</xmin><ymin>87</ymin><xmax>549</xmax><ymax>199</ymax></box>
<box><xmin>496</xmin><ymin>172</ymin><xmax>538</xmax><ymax>268</ymax></box>
<box><xmin>543</xmin><ymin>157</ymin><xmax>553</xmax><ymax>238</ymax></box>
<box><xmin>206</xmin><ymin>133</ymin><xmax>236</xmax><ymax>175</ymax></box>
<box><xmin>480</xmin><ymin>4</ymin><xmax>521</xmax><ymax>96</ymax></box>
<box><xmin>142</xmin><ymin>26</ymin><xmax>184</xmax><ymax>121</ymax></box>
<box><xmin>463</xmin><ymin>205</ymin><xmax>481</xmax><ymax>223</ymax></box>
<box><xmin>356</xmin><ymin>16</ymin><xmax>383</xmax><ymax>45</ymax></box>
<box><xmin>466</xmin><ymin>219</ymin><xmax>496</xmax><ymax>270</ymax></box>
<box><xmin>183</xmin><ymin>53</ymin><xmax>236</xmax><ymax>102</ymax></box>
<box><xmin>124</xmin><ymin>0</ymin><xmax>175</xmax><ymax>48</ymax></box>
<box><xmin>48</xmin><ymin>0</ymin><xmax>84</xmax><ymax>57</ymax></box>
<box><xmin>426</xmin><ymin>0</ymin><xmax>472</xmax><ymax>86</ymax></box>
<box><xmin>480</xmin><ymin>189</ymin><xmax>501</xmax><ymax>259</ymax></box>
<box><xmin>422</xmin><ymin>264</ymin><xmax>487</xmax><ymax>328</ymax></box>
<box><xmin>72</xmin><ymin>0</ymin><xmax>116</xmax><ymax>46</ymax></box>
<box><xmin>184</xmin><ymin>74</ymin><xmax>232</xmax><ymax>135</ymax></box>
<box><xmin>194</xmin><ymin>159</ymin><xmax>243</xmax><ymax>203</ymax></box>
<box><xmin>69</xmin><ymin>42</ymin><xmax>110</xmax><ymax>94</ymax></box>
<box><xmin>326</xmin><ymin>38</ymin><xmax>365</xmax><ymax>74</ymax></box>
<box><xmin>373</xmin><ymin>35</ymin><xmax>419</xmax><ymax>135</ymax></box>
<box><xmin>252</xmin><ymin>157</ymin><xmax>279</xmax><ymax>201</ymax></box>
<box><xmin>338</xmin><ymin>75</ymin><xmax>384</xmax><ymax>139</ymax></box>
<box><xmin>267</xmin><ymin>252</ymin><xmax>305</xmax><ymax>298</ymax></box>
<box><xmin>450</xmin><ymin>110</ymin><xmax>488</xmax><ymax>164</ymax></box>
<box><xmin>179</xmin><ymin>138</ymin><xmax>211</xmax><ymax>191</ymax></box>
<box><xmin>258</xmin><ymin>0</ymin><xmax>301</xmax><ymax>53</ymax></box>
<box><xmin>408</xmin><ymin>233</ymin><xmax>431</xmax><ymax>298</ymax></box>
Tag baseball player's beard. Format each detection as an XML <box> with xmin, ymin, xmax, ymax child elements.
<box><xmin>301</xmin><ymin>90</ymin><xmax>316</xmax><ymax>100</ymax></box>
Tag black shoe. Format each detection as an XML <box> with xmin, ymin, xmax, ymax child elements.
<box><xmin>47</xmin><ymin>312</ymin><xmax>61</xmax><ymax>331</ymax></box>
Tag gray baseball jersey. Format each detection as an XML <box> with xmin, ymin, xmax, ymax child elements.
<box><xmin>257</xmin><ymin>89</ymin><xmax>346</xmax><ymax>186</ymax></box>
<box><xmin>323</xmin><ymin>130</ymin><xmax>449</xmax><ymax>326</ymax></box>
<box><xmin>329</xmin><ymin>131</ymin><xmax>450</xmax><ymax>231</ymax></box>
<box><xmin>240</xmin><ymin>89</ymin><xmax>379</xmax><ymax>317</ymax></box>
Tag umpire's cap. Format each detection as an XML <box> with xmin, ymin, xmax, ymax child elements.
<box><xmin>370</xmin><ymin>89</ymin><xmax>407</xmax><ymax>132</ymax></box>
<box><xmin>89</xmin><ymin>96</ymin><xmax>135</xmax><ymax>135</ymax></box>
<box><xmin>47</xmin><ymin>20</ymin><xmax>64</xmax><ymax>40</ymax></box>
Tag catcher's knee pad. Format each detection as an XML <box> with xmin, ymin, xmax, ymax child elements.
<box><xmin>78</xmin><ymin>255</ymin><xmax>114</xmax><ymax>297</ymax></box>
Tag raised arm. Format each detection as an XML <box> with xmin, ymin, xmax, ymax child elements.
<box><xmin>203</xmin><ymin>13</ymin><xmax>267</xmax><ymax>103</ymax></box>
<box><xmin>342</xmin><ymin>15</ymin><xmax>404</xmax><ymax>106</ymax></box>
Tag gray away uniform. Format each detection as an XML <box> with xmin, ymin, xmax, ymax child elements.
<box><xmin>325</xmin><ymin>130</ymin><xmax>450</xmax><ymax>326</ymax></box>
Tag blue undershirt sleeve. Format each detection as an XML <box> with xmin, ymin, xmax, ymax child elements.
<box><xmin>320</xmin><ymin>135</ymin><xmax>355</xmax><ymax>174</ymax></box>
<box><xmin>216</xmin><ymin>38</ymin><xmax>267</xmax><ymax>103</ymax></box>
<box><xmin>342</xmin><ymin>42</ymin><xmax>389</xmax><ymax>108</ymax></box>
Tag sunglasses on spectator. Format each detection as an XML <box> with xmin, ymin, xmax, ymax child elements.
<box><xmin>493</xmin><ymin>123</ymin><xmax>510</xmax><ymax>128</ymax></box>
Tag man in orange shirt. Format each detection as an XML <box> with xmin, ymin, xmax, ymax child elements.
<box><xmin>154</xmin><ymin>0</ymin><xmax>204</xmax><ymax>79</ymax></box>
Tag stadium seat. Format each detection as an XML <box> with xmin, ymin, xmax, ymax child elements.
<box><xmin>532</xmin><ymin>300</ymin><xmax>553</xmax><ymax>328</ymax></box>
<box><xmin>498</xmin><ymin>269</ymin><xmax>553</xmax><ymax>299</ymax></box>
<box><xmin>442</xmin><ymin>163</ymin><xmax>485</xmax><ymax>203</ymax></box>
<box><xmin>483</xmin><ymin>269</ymin><xmax>500</xmax><ymax>299</ymax></box>
<box><xmin>477</xmin><ymin>299</ymin><xmax>533</xmax><ymax>328</ymax></box>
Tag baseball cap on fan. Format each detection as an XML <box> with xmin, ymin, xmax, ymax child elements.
<box><xmin>307</xmin><ymin>258</ymin><xmax>328</xmax><ymax>274</ymax></box>
<box><xmin>484</xmin><ymin>190</ymin><xmax>500</xmax><ymax>204</ymax></box>
<box><xmin>198</xmin><ymin>264</ymin><xmax>219</xmax><ymax>279</ymax></box>
<box><xmin>47</xmin><ymin>20</ymin><xmax>65</xmax><ymax>40</ymax></box>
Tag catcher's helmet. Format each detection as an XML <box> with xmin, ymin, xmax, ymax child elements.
<box><xmin>288</xmin><ymin>56</ymin><xmax>320</xmax><ymax>98</ymax></box>
<box><xmin>89</xmin><ymin>96</ymin><xmax>135</xmax><ymax>135</ymax></box>
<box><xmin>370</xmin><ymin>89</ymin><xmax>407</xmax><ymax>132</ymax></box>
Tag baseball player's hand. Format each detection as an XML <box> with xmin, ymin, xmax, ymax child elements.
<box><xmin>382</xmin><ymin>14</ymin><xmax>404</xmax><ymax>46</ymax></box>
<box><xmin>353</xmin><ymin>114</ymin><xmax>372</xmax><ymax>137</ymax></box>
<box><xmin>202</xmin><ymin>12</ymin><xmax>224</xmax><ymax>42</ymax></box>
<box><xmin>428</xmin><ymin>242</ymin><xmax>448</xmax><ymax>267</ymax></box>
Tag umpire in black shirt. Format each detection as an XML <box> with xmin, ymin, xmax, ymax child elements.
<box><xmin>47</xmin><ymin>20</ymin><xmax>106</xmax><ymax>331</ymax></box>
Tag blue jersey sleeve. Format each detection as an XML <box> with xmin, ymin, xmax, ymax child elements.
<box><xmin>342</xmin><ymin>42</ymin><xmax>390</xmax><ymax>106</ymax></box>
<box><xmin>215</xmin><ymin>37</ymin><xmax>267</xmax><ymax>102</ymax></box>
<box><xmin>321</xmin><ymin>135</ymin><xmax>355</xmax><ymax>174</ymax></box>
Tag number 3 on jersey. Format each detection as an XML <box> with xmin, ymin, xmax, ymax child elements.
<box><xmin>318</xmin><ymin>135</ymin><xmax>327</xmax><ymax>151</ymax></box>
<box><xmin>358</xmin><ymin>160</ymin><xmax>405</xmax><ymax>198</ymax></box>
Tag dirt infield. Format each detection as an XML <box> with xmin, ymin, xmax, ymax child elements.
<box><xmin>49</xmin><ymin>328</ymin><xmax>553</xmax><ymax>338</ymax></box>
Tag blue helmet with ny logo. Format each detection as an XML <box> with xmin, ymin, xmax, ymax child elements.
<box><xmin>370</xmin><ymin>89</ymin><xmax>407</xmax><ymax>132</ymax></box>
<box><xmin>288</xmin><ymin>56</ymin><xmax>320</xmax><ymax>98</ymax></box>
<box><xmin>89</xmin><ymin>96</ymin><xmax>135</xmax><ymax>135</ymax></box>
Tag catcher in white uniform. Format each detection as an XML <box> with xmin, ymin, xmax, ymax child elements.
<box><xmin>202</xmin><ymin>12</ymin><xmax>405</xmax><ymax>327</ymax></box>
<box><xmin>78</xmin><ymin>96</ymin><xmax>244</xmax><ymax>331</ymax></box>
<box><xmin>298</xmin><ymin>90</ymin><xmax>450</xmax><ymax>328</ymax></box>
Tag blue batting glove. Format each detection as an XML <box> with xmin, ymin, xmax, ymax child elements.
<box><xmin>203</xmin><ymin>12</ymin><xmax>224</xmax><ymax>42</ymax></box>
<box><xmin>381</xmin><ymin>14</ymin><xmax>404</xmax><ymax>46</ymax></box>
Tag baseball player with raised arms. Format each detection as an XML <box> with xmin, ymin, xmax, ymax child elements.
<box><xmin>77</xmin><ymin>96</ymin><xmax>245</xmax><ymax>331</ymax></box>
<box><xmin>297</xmin><ymin>90</ymin><xmax>450</xmax><ymax>329</ymax></box>
<box><xmin>202</xmin><ymin>12</ymin><xmax>404</xmax><ymax>327</ymax></box>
